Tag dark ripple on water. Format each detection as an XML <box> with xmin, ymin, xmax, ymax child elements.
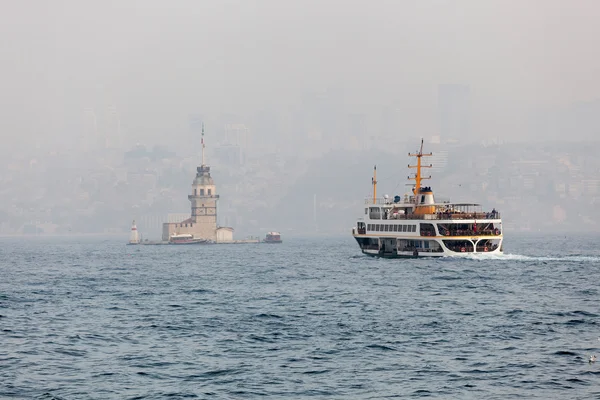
<box><xmin>1</xmin><ymin>234</ymin><xmax>600</xmax><ymax>399</ymax></box>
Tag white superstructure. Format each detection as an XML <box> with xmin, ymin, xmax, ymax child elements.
<box><xmin>352</xmin><ymin>140</ymin><xmax>503</xmax><ymax>258</ymax></box>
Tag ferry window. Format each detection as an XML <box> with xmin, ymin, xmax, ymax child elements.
<box><xmin>367</xmin><ymin>224</ymin><xmax>371</xmax><ymax>231</ymax></box>
<box><xmin>384</xmin><ymin>225</ymin><xmax>389</xmax><ymax>232</ymax></box>
<box><xmin>412</xmin><ymin>225</ymin><xmax>416</xmax><ymax>232</ymax></box>
<box><xmin>393</xmin><ymin>225</ymin><xmax>398</xmax><ymax>232</ymax></box>
<box><xmin>208</xmin><ymin>189</ymin><xmax>212</xmax><ymax>195</ymax></box>
<box><xmin>369</xmin><ymin>207</ymin><xmax>381</xmax><ymax>220</ymax></box>
<box><xmin>365</xmin><ymin>208</ymin><xmax>368</xmax><ymax>215</ymax></box>
<box><xmin>421</xmin><ymin>195</ymin><xmax>425</xmax><ymax>203</ymax></box>
<box><xmin>424</xmin><ymin>241</ymin><xmax>430</xmax><ymax>249</ymax></box>
<box><xmin>401</xmin><ymin>225</ymin><xmax>406</xmax><ymax>232</ymax></box>
<box><xmin>375</xmin><ymin>225</ymin><xmax>379</xmax><ymax>232</ymax></box>
<box><xmin>200</xmin><ymin>189</ymin><xmax>205</xmax><ymax>195</ymax></box>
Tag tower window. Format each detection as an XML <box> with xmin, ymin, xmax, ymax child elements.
<box><xmin>200</xmin><ymin>189</ymin><xmax>205</xmax><ymax>195</ymax></box>
<box><xmin>208</xmin><ymin>189</ymin><xmax>212</xmax><ymax>195</ymax></box>
<box><xmin>194</xmin><ymin>189</ymin><xmax>197</xmax><ymax>195</ymax></box>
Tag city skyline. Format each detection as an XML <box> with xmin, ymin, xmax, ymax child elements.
<box><xmin>1</xmin><ymin>1</ymin><xmax>600</xmax><ymax>237</ymax></box>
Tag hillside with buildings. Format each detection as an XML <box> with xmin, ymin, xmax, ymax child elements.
<box><xmin>1</xmin><ymin>137</ymin><xmax>599</xmax><ymax>238</ymax></box>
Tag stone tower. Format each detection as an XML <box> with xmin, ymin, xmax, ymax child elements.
<box><xmin>187</xmin><ymin>164</ymin><xmax>219</xmax><ymax>240</ymax></box>
<box><xmin>162</xmin><ymin>122</ymin><xmax>232</xmax><ymax>242</ymax></box>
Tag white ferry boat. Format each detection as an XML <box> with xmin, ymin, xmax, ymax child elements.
<box><xmin>352</xmin><ymin>140</ymin><xmax>503</xmax><ymax>258</ymax></box>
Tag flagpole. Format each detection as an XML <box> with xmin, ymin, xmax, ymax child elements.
<box><xmin>201</xmin><ymin>122</ymin><xmax>205</xmax><ymax>166</ymax></box>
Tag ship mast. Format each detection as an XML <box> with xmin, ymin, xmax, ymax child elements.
<box><xmin>372</xmin><ymin>165</ymin><xmax>377</xmax><ymax>204</ymax></box>
<box><xmin>408</xmin><ymin>139</ymin><xmax>432</xmax><ymax>203</ymax></box>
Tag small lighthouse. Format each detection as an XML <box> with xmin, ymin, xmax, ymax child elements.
<box><xmin>129</xmin><ymin>220</ymin><xmax>140</xmax><ymax>244</ymax></box>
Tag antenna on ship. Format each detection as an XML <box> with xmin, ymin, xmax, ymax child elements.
<box><xmin>372</xmin><ymin>165</ymin><xmax>377</xmax><ymax>204</ymax></box>
<box><xmin>408</xmin><ymin>138</ymin><xmax>432</xmax><ymax>203</ymax></box>
<box><xmin>201</xmin><ymin>122</ymin><xmax>206</xmax><ymax>166</ymax></box>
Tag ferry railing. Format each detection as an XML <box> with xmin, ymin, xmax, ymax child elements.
<box><xmin>188</xmin><ymin>194</ymin><xmax>221</xmax><ymax>199</ymax></box>
<box><xmin>365</xmin><ymin>198</ymin><xmax>395</xmax><ymax>205</ymax></box>
<box><xmin>436</xmin><ymin>230</ymin><xmax>502</xmax><ymax>237</ymax></box>
<box><xmin>383</xmin><ymin>212</ymin><xmax>501</xmax><ymax>221</ymax></box>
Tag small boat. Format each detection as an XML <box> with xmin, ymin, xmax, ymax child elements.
<box><xmin>169</xmin><ymin>233</ymin><xmax>209</xmax><ymax>245</ymax></box>
<box><xmin>263</xmin><ymin>232</ymin><xmax>282</xmax><ymax>243</ymax></box>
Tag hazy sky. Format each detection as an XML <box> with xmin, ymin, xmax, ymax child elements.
<box><xmin>2</xmin><ymin>0</ymin><xmax>600</xmax><ymax>147</ymax></box>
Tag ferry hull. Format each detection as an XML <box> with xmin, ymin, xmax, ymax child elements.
<box><xmin>353</xmin><ymin>234</ymin><xmax>503</xmax><ymax>259</ymax></box>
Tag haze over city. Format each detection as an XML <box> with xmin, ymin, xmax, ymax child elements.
<box><xmin>1</xmin><ymin>0</ymin><xmax>599</xmax><ymax>237</ymax></box>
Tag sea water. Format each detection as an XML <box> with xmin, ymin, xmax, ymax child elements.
<box><xmin>1</xmin><ymin>233</ymin><xmax>599</xmax><ymax>399</ymax></box>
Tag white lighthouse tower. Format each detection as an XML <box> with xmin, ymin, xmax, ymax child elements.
<box><xmin>129</xmin><ymin>220</ymin><xmax>141</xmax><ymax>244</ymax></box>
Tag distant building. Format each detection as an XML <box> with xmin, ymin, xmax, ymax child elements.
<box><xmin>104</xmin><ymin>105</ymin><xmax>122</xmax><ymax>149</ymax></box>
<box><xmin>347</xmin><ymin>113</ymin><xmax>368</xmax><ymax>150</ymax></box>
<box><xmin>437</xmin><ymin>84</ymin><xmax>471</xmax><ymax>141</ymax></box>
<box><xmin>82</xmin><ymin>107</ymin><xmax>97</xmax><ymax>152</ymax></box>
<box><xmin>214</xmin><ymin>123</ymin><xmax>247</xmax><ymax>166</ymax></box>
